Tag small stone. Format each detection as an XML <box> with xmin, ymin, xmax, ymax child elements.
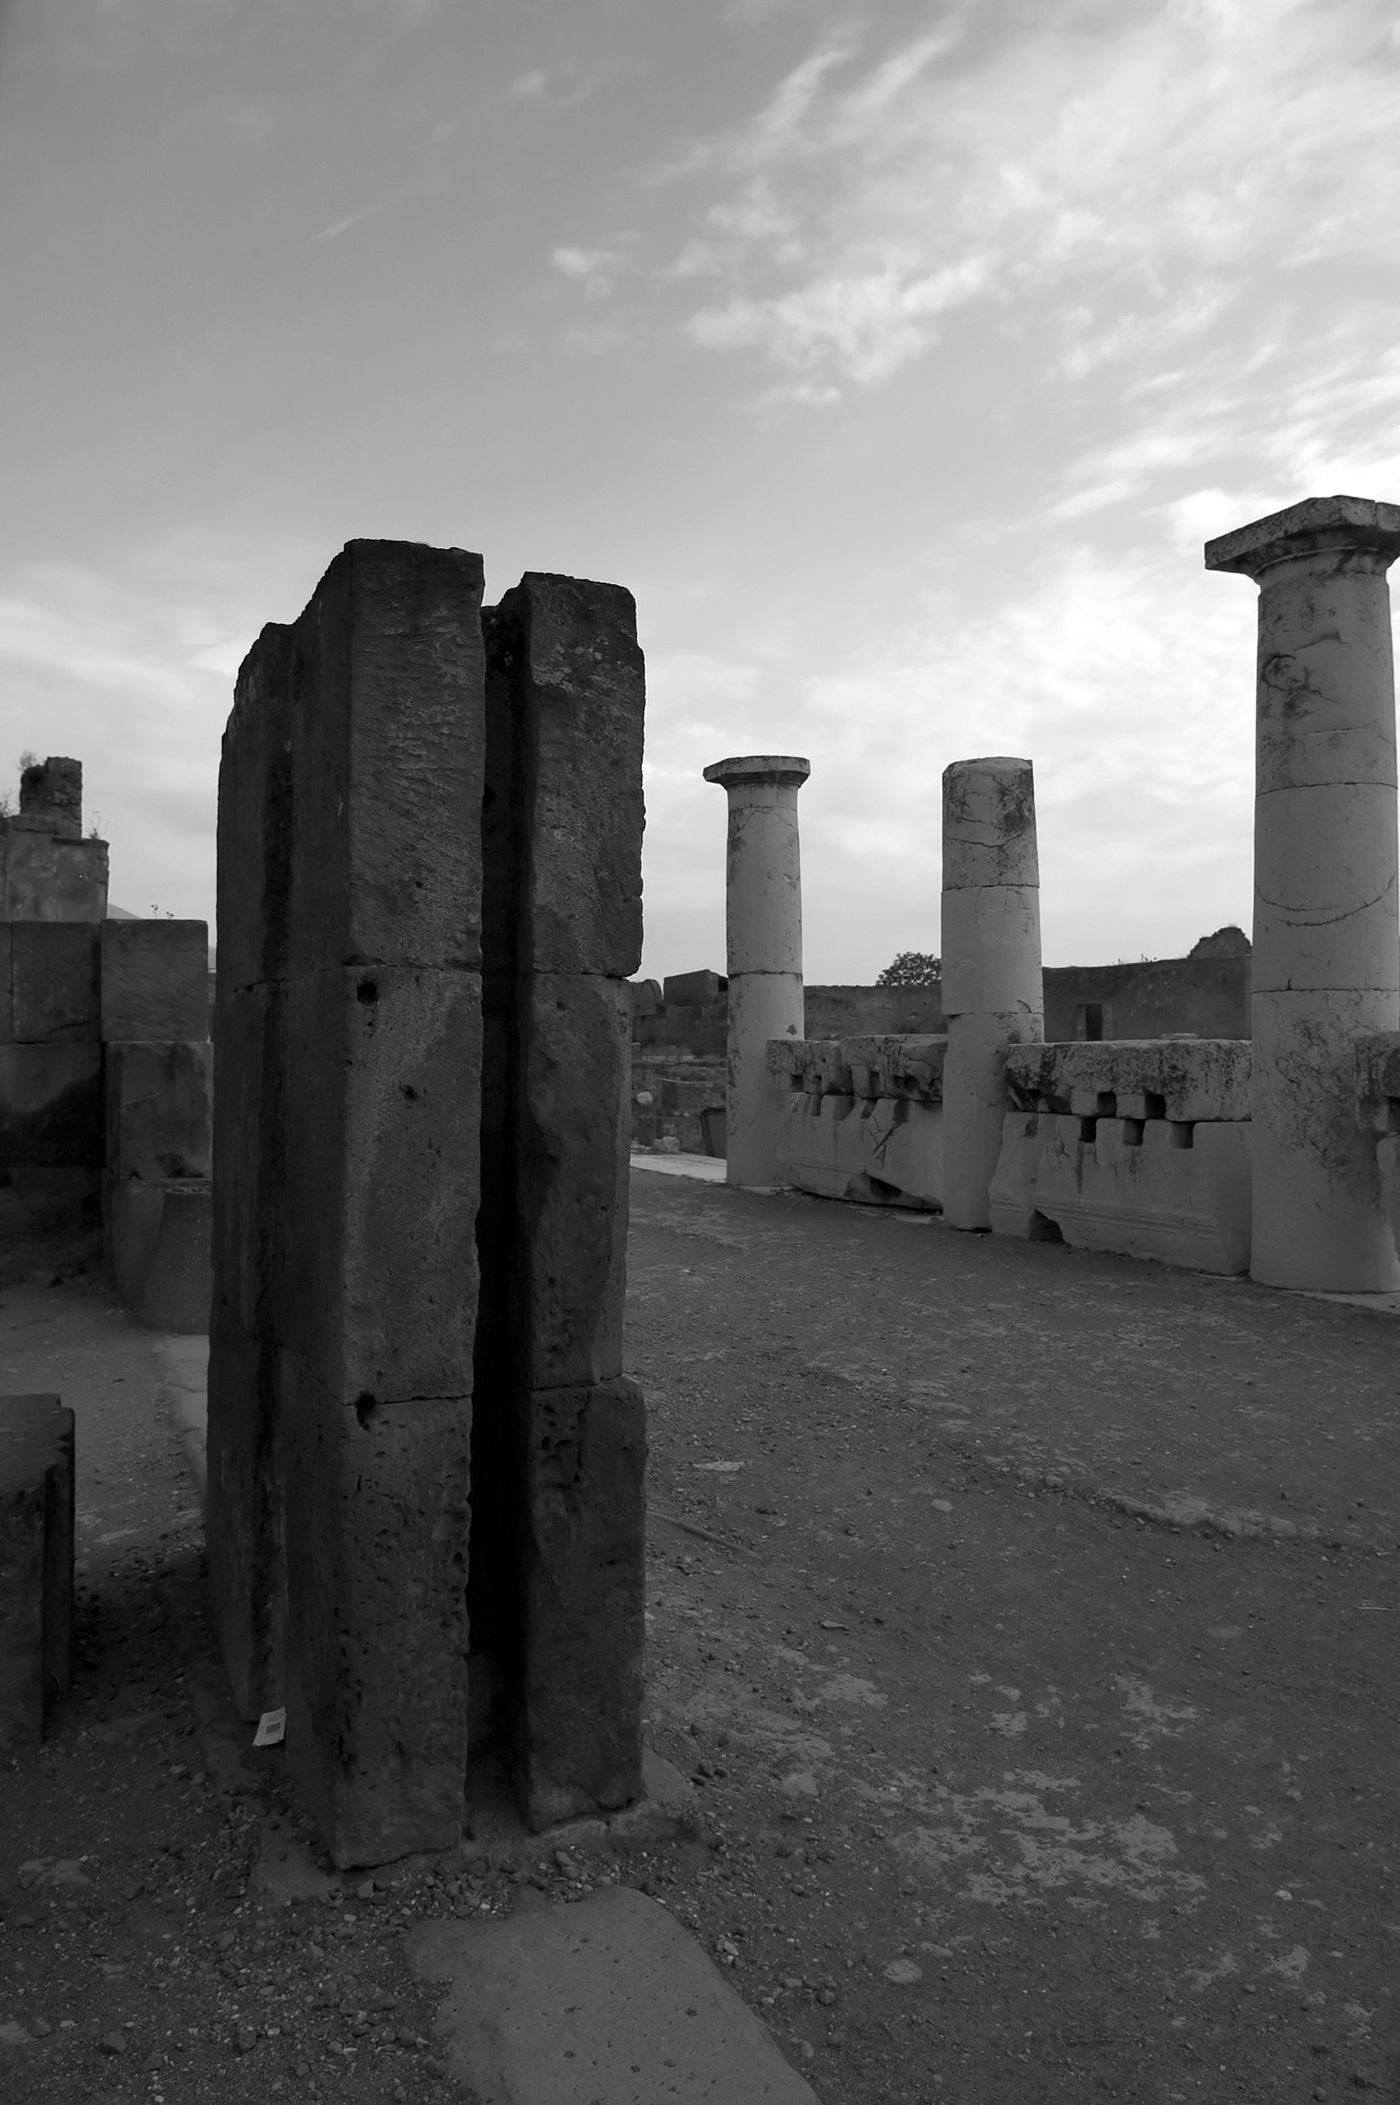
<box><xmin>97</xmin><ymin>2030</ymin><xmax>128</xmax><ymax>2055</ymax></box>
<box><xmin>235</xmin><ymin>2026</ymin><xmax>259</xmax><ymax>2054</ymax></box>
<box><xmin>883</xmin><ymin>1959</ymin><xmax>922</xmax><ymax>1986</ymax></box>
<box><xmin>29</xmin><ymin>2018</ymin><xmax>52</xmax><ymax>2039</ymax></box>
<box><xmin>0</xmin><ymin>2023</ymin><xmax>31</xmax><ymax>2047</ymax></box>
<box><xmin>817</xmin><ymin>1985</ymin><xmax>838</xmax><ymax>2006</ymax></box>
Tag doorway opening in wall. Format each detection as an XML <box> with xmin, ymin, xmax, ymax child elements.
<box><xmin>1078</xmin><ymin>1003</ymin><xmax>1105</xmax><ymax>1041</ymax></box>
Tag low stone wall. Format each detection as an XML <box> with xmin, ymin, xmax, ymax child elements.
<box><xmin>993</xmin><ymin>1041</ymin><xmax>1253</xmax><ymax>1275</ymax></box>
<box><xmin>767</xmin><ymin>1036</ymin><xmax>947</xmax><ymax>1208</ymax></box>
<box><xmin>768</xmin><ymin>1033</ymin><xmax>1257</xmax><ymax>1270</ymax></box>
<box><xmin>630</xmin><ymin>1050</ymin><xmax>725</xmax><ymax>1155</ymax></box>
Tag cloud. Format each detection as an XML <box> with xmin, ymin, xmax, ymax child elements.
<box><xmin>669</xmin><ymin>0</ymin><xmax>1400</xmax><ymax>394</ymax></box>
<box><xmin>508</xmin><ymin>56</ymin><xmax>626</xmax><ymax>110</ymax></box>
<box><xmin>551</xmin><ymin>243</ymin><xmax>631</xmax><ymax>299</ymax></box>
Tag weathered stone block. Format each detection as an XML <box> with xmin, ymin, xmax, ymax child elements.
<box><xmin>662</xmin><ymin>969</ymin><xmax>723</xmax><ymax>1009</ymax></box>
<box><xmin>274</xmin><ymin>966</ymin><xmax>482</xmax><ymax>1403</ymax></box>
<box><xmin>989</xmin><ymin>1112</ymin><xmax>1251</xmax><ymax>1273</ymax></box>
<box><xmin>0</xmin><ymin>1044</ymin><xmax>103</xmax><ymax>1167</ymax></box>
<box><xmin>113</xmin><ymin>1179</ymin><xmax>211</xmax><ymax>1333</ymax></box>
<box><xmin>206</xmin><ymin>1309</ymin><xmax>285</xmax><ymax>1719</ymax></box>
<box><xmin>1004</xmin><ymin>1039</ymin><xmax>1253</xmax><ymax>1123</ymax></box>
<box><xmin>280</xmin><ymin>1374</ymin><xmax>472</xmax><ymax>1868</ymax></box>
<box><xmin>100</xmin><ymin>921</ymin><xmax>209</xmax><ymax>1042</ymax></box>
<box><xmin>5</xmin><ymin>923</ymin><xmax>100</xmax><ymax>1043</ymax></box>
<box><xmin>776</xmin><ymin>1091</ymin><xmax>943</xmax><ymax>1210</ymax></box>
<box><xmin>521</xmin><ymin>1377</ymin><xmax>646</xmax><ymax>1831</ymax></box>
<box><xmin>484</xmin><ymin>574</ymin><xmax>644</xmax><ymax>979</ymax></box>
<box><xmin>0</xmin><ymin>823</ymin><xmax>108</xmax><ymax>921</ymax></box>
<box><xmin>210</xmin><ymin>982</ymin><xmax>276</xmax><ymax>1341</ymax></box>
<box><xmin>218</xmin><ymin>622</ymin><xmax>297</xmax><ymax>993</ymax></box>
<box><xmin>284</xmin><ymin>542</ymin><xmax>486</xmax><ymax>980</ymax></box>
<box><xmin>0</xmin><ymin>1394</ymin><xmax>74</xmax><ymax>1756</ymax></box>
<box><xmin>511</xmin><ymin>972</ymin><xmax>630</xmax><ymax>1391</ymax></box>
<box><xmin>105</xmin><ymin>1041</ymin><xmax>212</xmax><ymax>1179</ymax></box>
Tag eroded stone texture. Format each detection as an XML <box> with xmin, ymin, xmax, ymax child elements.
<box><xmin>703</xmin><ymin>756</ymin><xmax>809</xmax><ymax>1187</ymax></box>
<box><xmin>0</xmin><ymin>823</ymin><xmax>108</xmax><ymax>922</ymax></box>
<box><xmin>19</xmin><ymin>758</ymin><xmax>82</xmax><ymax>837</ymax></box>
<box><xmin>209</xmin><ymin>542</ymin><xmax>486</xmax><ymax>1864</ymax></box>
<box><xmin>6</xmin><ymin>924</ymin><xmax>100</xmax><ymax>1043</ymax></box>
<box><xmin>1206</xmin><ymin>495</ymin><xmax>1400</xmax><ymax>1290</ymax></box>
<box><xmin>0</xmin><ymin>1394</ymin><xmax>74</xmax><ymax>1756</ymax></box>
<box><xmin>99</xmin><ymin>921</ymin><xmax>209</xmax><ymax>1042</ymax></box>
<box><xmin>940</xmin><ymin>758</ymin><xmax>1044</xmax><ymax>1229</ymax></box>
<box><xmin>105</xmin><ymin>1041</ymin><xmax>212</xmax><ymax>1180</ymax></box>
<box><xmin>478</xmin><ymin>573</ymin><xmax>647</xmax><ymax>1831</ymax></box>
<box><xmin>1004</xmin><ymin>1039</ymin><xmax>1253</xmax><ymax>1124</ymax></box>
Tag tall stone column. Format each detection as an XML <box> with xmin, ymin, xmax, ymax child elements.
<box><xmin>940</xmin><ymin>757</ymin><xmax>1043</xmax><ymax>1229</ymax></box>
<box><xmin>1206</xmin><ymin>495</ymin><xmax>1400</xmax><ymax>1291</ymax></box>
<box><xmin>703</xmin><ymin>755</ymin><xmax>810</xmax><ymax>1187</ymax></box>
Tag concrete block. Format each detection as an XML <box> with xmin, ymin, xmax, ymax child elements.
<box><xmin>100</xmin><ymin>921</ymin><xmax>209</xmax><ymax>1042</ymax></box>
<box><xmin>521</xmin><ymin>1377</ymin><xmax>647</xmax><ymax>1831</ymax></box>
<box><xmin>0</xmin><ymin>824</ymin><xmax>107</xmax><ymax>921</ymax></box>
<box><xmin>0</xmin><ymin>1394</ymin><xmax>74</xmax><ymax>1756</ymax></box>
<box><xmin>105</xmin><ymin>1040</ymin><xmax>212</xmax><ymax>1179</ymax></box>
<box><xmin>410</xmin><ymin>1886</ymin><xmax>822</xmax><ymax>2105</ymax></box>
<box><xmin>280</xmin><ymin>1374</ymin><xmax>472</xmax><ymax>1869</ymax></box>
<box><xmin>7</xmin><ymin>923</ymin><xmax>100</xmax><ymax>1043</ymax></box>
<box><xmin>484</xmin><ymin>574</ymin><xmax>645</xmax><ymax>979</ymax></box>
<box><xmin>0</xmin><ymin>1044</ymin><xmax>103</xmax><ymax>1167</ymax></box>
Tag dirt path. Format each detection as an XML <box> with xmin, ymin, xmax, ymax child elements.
<box><xmin>626</xmin><ymin>1171</ymin><xmax>1400</xmax><ymax>2104</ymax></box>
<box><xmin>2</xmin><ymin>1179</ymin><xmax>1397</xmax><ymax>2105</ymax></box>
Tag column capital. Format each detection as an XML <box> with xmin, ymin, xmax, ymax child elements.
<box><xmin>704</xmin><ymin>754</ymin><xmax>810</xmax><ymax>793</ymax></box>
<box><xmin>1204</xmin><ymin>495</ymin><xmax>1400</xmax><ymax>580</ymax></box>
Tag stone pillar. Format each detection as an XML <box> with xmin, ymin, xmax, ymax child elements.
<box><xmin>480</xmin><ymin>574</ymin><xmax>647</xmax><ymax>1833</ymax></box>
<box><xmin>940</xmin><ymin>757</ymin><xmax>1043</xmax><ymax>1229</ymax></box>
<box><xmin>1206</xmin><ymin>494</ymin><xmax>1400</xmax><ymax>1291</ymax></box>
<box><xmin>209</xmin><ymin>541</ymin><xmax>485</xmax><ymax>1867</ymax></box>
<box><xmin>702</xmin><ymin>755</ymin><xmax>810</xmax><ymax>1188</ymax></box>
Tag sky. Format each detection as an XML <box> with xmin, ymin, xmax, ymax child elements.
<box><xmin>3</xmin><ymin>0</ymin><xmax>1400</xmax><ymax>980</ymax></box>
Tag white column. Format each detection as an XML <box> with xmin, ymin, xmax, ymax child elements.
<box><xmin>1206</xmin><ymin>494</ymin><xmax>1400</xmax><ymax>1291</ymax></box>
<box><xmin>940</xmin><ymin>757</ymin><xmax>1044</xmax><ymax>1229</ymax></box>
<box><xmin>703</xmin><ymin>755</ymin><xmax>810</xmax><ymax>1187</ymax></box>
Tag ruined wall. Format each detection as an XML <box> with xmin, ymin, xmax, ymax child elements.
<box><xmin>208</xmin><ymin>544</ymin><xmax>646</xmax><ymax>1868</ymax></box>
<box><xmin>1043</xmin><ymin>956</ymin><xmax>1250</xmax><ymax>1042</ymax></box>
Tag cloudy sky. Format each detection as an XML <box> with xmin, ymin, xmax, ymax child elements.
<box><xmin>3</xmin><ymin>0</ymin><xmax>1399</xmax><ymax>979</ymax></box>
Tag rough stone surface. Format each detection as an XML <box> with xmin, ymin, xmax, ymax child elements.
<box><xmin>776</xmin><ymin>1091</ymin><xmax>944</xmax><ymax>1210</ymax></box>
<box><xmin>99</xmin><ymin>921</ymin><xmax>209</xmax><ymax>1042</ymax></box>
<box><xmin>411</xmin><ymin>1885</ymin><xmax>821</xmax><ymax>2105</ymax></box>
<box><xmin>5</xmin><ymin>922</ymin><xmax>100</xmax><ymax>1043</ymax></box>
<box><xmin>0</xmin><ymin>824</ymin><xmax>108</xmax><ymax>921</ymax></box>
<box><xmin>0</xmin><ymin>1394</ymin><xmax>74</xmax><ymax>1757</ymax></box>
<box><xmin>209</xmin><ymin>541</ymin><xmax>487</xmax><ymax>1866</ymax></box>
<box><xmin>104</xmin><ymin>1040</ymin><xmax>212</xmax><ymax>1179</ymax></box>
<box><xmin>1005</xmin><ymin>1039</ymin><xmax>1253</xmax><ymax>1123</ymax></box>
<box><xmin>0</xmin><ymin>1044</ymin><xmax>103</xmax><ymax>1167</ymax></box>
<box><xmin>280</xmin><ymin>1380</ymin><xmax>472</xmax><ymax>1870</ymax></box>
<box><xmin>125</xmin><ymin>1180</ymin><xmax>211</xmax><ymax>1333</ymax></box>
<box><xmin>19</xmin><ymin>756</ymin><xmax>83</xmax><ymax>837</ymax></box>
<box><xmin>484</xmin><ymin>573</ymin><xmax>645</xmax><ymax>980</ymax></box>
<box><xmin>521</xmin><ymin>1377</ymin><xmax>647</xmax><ymax>1830</ymax></box>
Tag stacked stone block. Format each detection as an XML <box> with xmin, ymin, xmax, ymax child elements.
<box><xmin>208</xmin><ymin>545</ymin><xmax>647</xmax><ymax>1867</ymax></box>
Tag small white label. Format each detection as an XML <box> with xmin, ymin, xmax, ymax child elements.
<box><xmin>253</xmin><ymin>1708</ymin><xmax>286</xmax><ymax>1747</ymax></box>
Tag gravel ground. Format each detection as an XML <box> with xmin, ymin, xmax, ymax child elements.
<box><xmin>2</xmin><ymin>1174</ymin><xmax>1398</xmax><ymax>2105</ymax></box>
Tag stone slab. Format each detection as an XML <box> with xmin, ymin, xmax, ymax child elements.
<box><xmin>105</xmin><ymin>1040</ymin><xmax>212</xmax><ymax>1179</ymax></box>
<box><xmin>841</xmin><ymin>1033</ymin><xmax>947</xmax><ymax>1102</ymax></box>
<box><xmin>280</xmin><ymin>1374</ymin><xmax>472</xmax><ymax>1869</ymax></box>
<box><xmin>6</xmin><ymin>922</ymin><xmax>100</xmax><ymax>1043</ymax></box>
<box><xmin>663</xmin><ymin>969</ymin><xmax>724</xmax><ymax>1009</ymax></box>
<box><xmin>0</xmin><ymin>1394</ymin><xmax>74</xmax><ymax>1756</ymax></box>
<box><xmin>1004</xmin><ymin>1039</ymin><xmax>1253</xmax><ymax>1123</ymax></box>
<box><xmin>776</xmin><ymin>1091</ymin><xmax>943</xmax><ymax>1210</ymax></box>
<box><xmin>99</xmin><ymin>920</ymin><xmax>209</xmax><ymax>1041</ymax></box>
<box><xmin>0</xmin><ymin>825</ymin><xmax>108</xmax><ymax>921</ymax></box>
<box><xmin>0</xmin><ymin>1043</ymin><xmax>103</xmax><ymax>1168</ymax></box>
<box><xmin>283</xmin><ymin>540</ymin><xmax>487</xmax><ymax>980</ymax></box>
<box><xmin>130</xmin><ymin>1180</ymin><xmax>212</xmax><ymax>1333</ymax></box>
<box><xmin>521</xmin><ymin>1377</ymin><xmax>647</xmax><ymax>1831</ymax></box>
<box><xmin>484</xmin><ymin>573</ymin><xmax>645</xmax><ymax>980</ymax></box>
<box><xmin>410</xmin><ymin>1884</ymin><xmax>821</xmax><ymax>2105</ymax></box>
